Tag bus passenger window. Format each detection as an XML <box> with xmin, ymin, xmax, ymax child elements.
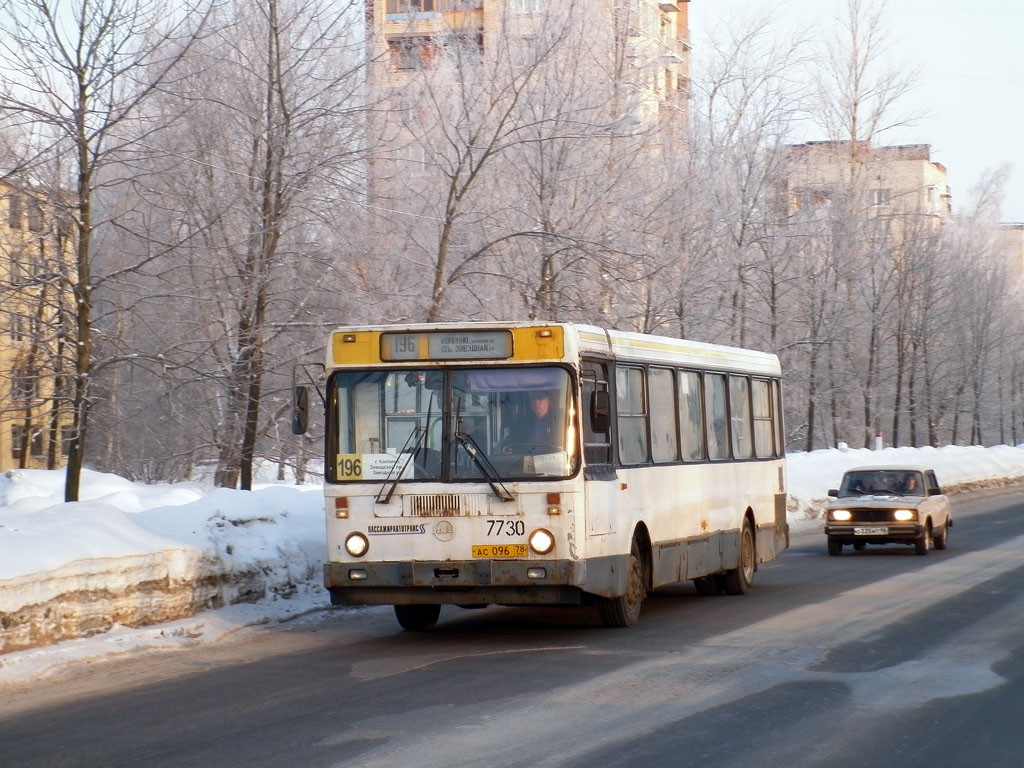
<box><xmin>678</xmin><ymin>371</ymin><xmax>705</xmax><ymax>460</ymax></box>
<box><xmin>705</xmin><ymin>373</ymin><xmax>729</xmax><ymax>460</ymax></box>
<box><xmin>730</xmin><ymin>376</ymin><xmax>753</xmax><ymax>459</ymax></box>
<box><xmin>616</xmin><ymin>366</ymin><xmax>648</xmax><ymax>464</ymax></box>
<box><xmin>752</xmin><ymin>379</ymin><xmax>775</xmax><ymax>458</ymax></box>
<box><xmin>649</xmin><ymin>368</ymin><xmax>678</xmax><ymax>462</ymax></box>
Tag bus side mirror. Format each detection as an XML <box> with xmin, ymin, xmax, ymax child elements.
<box><xmin>291</xmin><ymin>386</ymin><xmax>309</xmax><ymax>435</ymax></box>
<box><xmin>590</xmin><ymin>390</ymin><xmax>610</xmax><ymax>433</ymax></box>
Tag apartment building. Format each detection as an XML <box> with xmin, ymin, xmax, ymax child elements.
<box><xmin>0</xmin><ymin>180</ymin><xmax>73</xmax><ymax>471</ymax></box>
<box><xmin>367</xmin><ymin>0</ymin><xmax>692</xmax><ymax>127</ymax></box>
<box><xmin>783</xmin><ymin>140</ymin><xmax>952</xmax><ymax>237</ymax></box>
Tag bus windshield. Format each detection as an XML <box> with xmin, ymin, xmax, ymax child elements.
<box><xmin>328</xmin><ymin>366</ymin><xmax>577</xmax><ymax>483</ymax></box>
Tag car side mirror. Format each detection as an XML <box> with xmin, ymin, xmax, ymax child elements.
<box><xmin>291</xmin><ymin>386</ymin><xmax>309</xmax><ymax>435</ymax></box>
<box><xmin>928</xmin><ymin>487</ymin><xmax>942</xmax><ymax>496</ymax></box>
<box><xmin>827</xmin><ymin>489</ymin><xmax>838</xmax><ymax>497</ymax></box>
<box><xmin>590</xmin><ymin>390</ymin><xmax>610</xmax><ymax>433</ymax></box>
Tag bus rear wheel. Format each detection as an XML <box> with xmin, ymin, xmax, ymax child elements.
<box><xmin>598</xmin><ymin>539</ymin><xmax>646</xmax><ymax>628</ymax></box>
<box><xmin>721</xmin><ymin>521</ymin><xmax>755</xmax><ymax>595</ymax></box>
<box><xmin>394</xmin><ymin>604</ymin><xmax>441</xmax><ymax>631</ymax></box>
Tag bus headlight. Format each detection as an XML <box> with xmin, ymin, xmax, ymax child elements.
<box><xmin>345</xmin><ymin>532</ymin><xmax>369</xmax><ymax>558</ymax></box>
<box><xmin>529</xmin><ymin>528</ymin><xmax>555</xmax><ymax>555</ymax></box>
<box><xmin>894</xmin><ymin>509</ymin><xmax>915</xmax><ymax>521</ymax></box>
<box><xmin>831</xmin><ymin>510</ymin><xmax>851</xmax><ymax>521</ymax></box>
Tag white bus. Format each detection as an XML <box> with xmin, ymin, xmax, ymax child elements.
<box><xmin>293</xmin><ymin>322</ymin><xmax>788</xmax><ymax>629</ymax></box>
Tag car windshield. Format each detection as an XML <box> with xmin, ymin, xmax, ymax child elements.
<box><xmin>327</xmin><ymin>366</ymin><xmax>578</xmax><ymax>483</ymax></box>
<box><xmin>838</xmin><ymin>470</ymin><xmax>924</xmax><ymax>497</ymax></box>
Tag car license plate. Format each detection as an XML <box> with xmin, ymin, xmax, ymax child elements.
<box><xmin>854</xmin><ymin>526</ymin><xmax>888</xmax><ymax>536</ymax></box>
<box><xmin>472</xmin><ymin>544</ymin><xmax>527</xmax><ymax>558</ymax></box>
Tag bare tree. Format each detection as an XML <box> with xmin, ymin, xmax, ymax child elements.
<box><xmin>0</xmin><ymin>0</ymin><xmax>213</xmax><ymax>500</ymax></box>
<box><xmin>100</xmin><ymin>0</ymin><xmax>371</xmax><ymax>488</ymax></box>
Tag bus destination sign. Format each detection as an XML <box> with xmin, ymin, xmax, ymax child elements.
<box><xmin>381</xmin><ymin>331</ymin><xmax>513</xmax><ymax>361</ymax></box>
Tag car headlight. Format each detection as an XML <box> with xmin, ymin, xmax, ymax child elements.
<box><xmin>831</xmin><ymin>510</ymin><xmax>852</xmax><ymax>521</ymax></box>
<box><xmin>345</xmin><ymin>532</ymin><xmax>369</xmax><ymax>557</ymax></box>
<box><xmin>894</xmin><ymin>509</ymin><xmax>915</xmax><ymax>521</ymax></box>
<box><xmin>529</xmin><ymin>528</ymin><xmax>555</xmax><ymax>555</ymax></box>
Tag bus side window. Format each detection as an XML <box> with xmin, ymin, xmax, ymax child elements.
<box><xmin>729</xmin><ymin>375</ymin><xmax>753</xmax><ymax>459</ymax></box>
<box><xmin>752</xmin><ymin>379</ymin><xmax>775</xmax><ymax>458</ymax></box>
<box><xmin>582</xmin><ymin>362</ymin><xmax>612</xmax><ymax>464</ymax></box>
<box><xmin>616</xmin><ymin>365</ymin><xmax>649</xmax><ymax>464</ymax></box>
<box><xmin>705</xmin><ymin>372</ymin><xmax>729</xmax><ymax>460</ymax></box>
<box><xmin>678</xmin><ymin>370</ymin><xmax>705</xmax><ymax>461</ymax></box>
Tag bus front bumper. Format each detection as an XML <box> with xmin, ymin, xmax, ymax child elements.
<box><xmin>325</xmin><ymin>556</ymin><xmax>626</xmax><ymax>607</ymax></box>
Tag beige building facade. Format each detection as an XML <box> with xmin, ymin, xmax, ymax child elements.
<box><xmin>0</xmin><ymin>180</ymin><xmax>73</xmax><ymax>471</ymax></box>
<box><xmin>367</xmin><ymin>0</ymin><xmax>692</xmax><ymax>128</ymax></box>
<box><xmin>783</xmin><ymin>140</ymin><xmax>952</xmax><ymax>236</ymax></box>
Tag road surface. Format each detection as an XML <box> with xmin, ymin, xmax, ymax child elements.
<box><xmin>3</xmin><ymin>489</ymin><xmax>1024</xmax><ymax>767</ymax></box>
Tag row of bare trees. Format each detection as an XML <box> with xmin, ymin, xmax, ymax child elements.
<box><xmin>1</xmin><ymin>0</ymin><xmax>1020</xmax><ymax>496</ymax></box>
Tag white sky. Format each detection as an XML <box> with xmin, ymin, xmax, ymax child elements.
<box><xmin>690</xmin><ymin>0</ymin><xmax>1024</xmax><ymax>222</ymax></box>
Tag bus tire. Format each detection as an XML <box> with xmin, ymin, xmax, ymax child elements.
<box><xmin>598</xmin><ymin>539</ymin><xmax>646</xmax><ymax>628</ymax></box>
<box><xmin>721</xmin><ymin>520</ymin><xmax>755</xmax><ymax>595</ymax></box>
<box><xmin>394</xmin><ymin>604</ymin><xmax>441</xmax><ymax>631</ymax></box>
<box><xmin>692</xmin><ymin>576</ymin><xmax>721</xmax><ymax>595</ymax></box>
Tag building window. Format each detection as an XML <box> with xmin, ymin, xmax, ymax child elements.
<box><xmin>512</xmin><ymin>0</ymin><xmax>545</xmax><ymax>12</ymax></box>
<box><xmin>387</xmin><ymin>0</ymin><xmax>437</xmax><ymax>13</ymax></box>
<box><xmin>388</xmin><ymin>37</ymin><xmax>437</xmax><ymax>71</ymax></box>
<box><xmin>27</xmin><ymin>201</ymin><xmax>44</xmax><ymax>233</ymax></box>
<box><xmin>11</xmin><ymin>425</ymin><xmax>44</xmax><ymax>460</ymax></box>
<box><xmin>870</xmin><ymin>217</ymin><xmax>892</xmax><ymax>238</ymax></box>
<box><xmin>11</xmin><ymin>367</ymin><xmax>38</xmax><ymax>401</ymax></box>
<box><xmin>869</xmin><ymin>188</ymin><xmax>891</xmax><ymax>206</ymax></box>
<box><xmin>8</xmin><ymin>194</ymin><xmax>23</xmax><ymax>229</ymax></box>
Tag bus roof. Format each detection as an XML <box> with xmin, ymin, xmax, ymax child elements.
<box><xmin>325</xmin><ymin>322</ymin><xmax>780</xmax><ymax>376</ymax></box>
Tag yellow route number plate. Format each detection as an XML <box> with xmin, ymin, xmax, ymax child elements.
<box><xmin>472</xmin><ymin>544</ymin><xmax>527</xmax><ymax>558</ymax></box>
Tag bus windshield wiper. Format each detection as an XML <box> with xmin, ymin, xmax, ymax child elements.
<box><xmin>375</xmin><ymin>424</ymin><xmax>425</xmax><ymax>504</ymax></box>
<box><xmin>455</xmin><ymin>431</ymin><xmax>514</xmax><ymax>502</ymax></box>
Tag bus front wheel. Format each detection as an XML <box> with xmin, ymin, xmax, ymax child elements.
<box><xmin>598</xmin><ymin>539</ymin><xmax>646</xmax><ymax>628</ymax></box>
<box><xmin>394</xmin><ymin>604</ymin><xmax>441</xmax><ymax>631</ymax></box>
<box><xmin>721</xmin><ymin>521</ymin><xmax>755</xmax><ymax>595</ymax></box>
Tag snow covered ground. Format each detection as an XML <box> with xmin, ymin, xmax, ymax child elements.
<box><xmin>2</xmin><ymin>444</ymin><xmax>1024</xmax><ymax>685</ymax></box>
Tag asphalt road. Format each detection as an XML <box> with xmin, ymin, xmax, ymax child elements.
<box><xmin>3</xmin><ymin>489</ymin><xmax>1024</xmax><ymax>768</ymax></box>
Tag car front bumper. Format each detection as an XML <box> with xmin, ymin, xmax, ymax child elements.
<box><xmin>824</xmin><ymin>522</ymin><xmax>924</xmax><ymax>545</ymax></box>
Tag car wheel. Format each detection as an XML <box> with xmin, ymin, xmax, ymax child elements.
<box><xmin>598</xmin><ymin>538</ymin><xmax>646</xmax><ymax>627</ymax></box>
<box><xmin>721</xmin><ymin>521</ymin><xmax>755</xmax><ymax>595</ymax></box>
<box><xmin>933</xmin><ymin>523</ymin><xmax>948</xmax><ymax>550</ymax></box>
<box><xmin>394</xmin><ymin>604</ymin><xmax>441</xmax><ymax>631</ymax></box>
<box><xmin>915</xmin><ymin>525</ymin><xmax>932</xmax><ymax>556</ymax></box>
<box><xmin>827</xmin><ymin>539</ymin><xmax>843</xmax><ymax>556</ymax></box>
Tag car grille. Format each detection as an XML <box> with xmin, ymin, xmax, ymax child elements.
<box><xmin>849</xmin><ymin>508</ymin><xmax>898</xmax><ymax>523</ymax></box>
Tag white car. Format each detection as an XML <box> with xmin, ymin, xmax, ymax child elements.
<box><xmin>824</xmin><ymin>467</ymin><xmax>952</xmax><ymax>556</ymax></box>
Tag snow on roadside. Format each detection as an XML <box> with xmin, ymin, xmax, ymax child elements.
<box><xmin>2</xmin><ymin>444</ymin><xmax>1024</xmax><ymax>683</ymax></box>
<box><xmin>0</xmin><ymin>469</ymin><xmax>326</xmax><ymax>659</ymax></box>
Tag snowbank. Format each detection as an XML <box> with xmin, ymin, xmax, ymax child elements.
<box><xmin>2</xmin><ymin>445</ymin><xmax>1024</xmax><ymax>657</ymax></box>
<box><xmin>0</xmin><ymin>470</ymin><xmax>325</xmax><ymax>654</ymax></box>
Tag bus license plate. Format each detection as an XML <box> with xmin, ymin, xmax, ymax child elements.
<box><xmin>854</xmin><ymin>527</ymin><xmax>888</xmax><ymax>536</ymax></box>
<box><xmin>472</xmin><ymin>544</ymin><xmax>527</xmax><ymax>558</ymax></box>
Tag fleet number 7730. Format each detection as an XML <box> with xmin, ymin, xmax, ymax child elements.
<box><xmin>487</xmin><ymin>519</ymin><xmax>525</xmax><ymax>537</ymax></box>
